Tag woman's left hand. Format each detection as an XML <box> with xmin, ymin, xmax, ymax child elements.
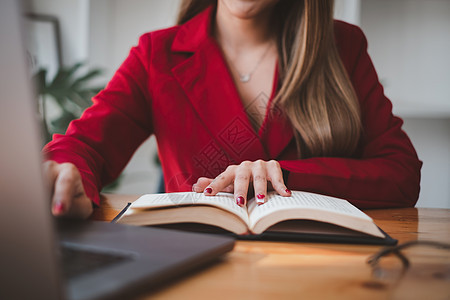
<box><xmin>192</xmin><ymin>160</ymin><xmax>291</xmax><ymax>207</ymax></box>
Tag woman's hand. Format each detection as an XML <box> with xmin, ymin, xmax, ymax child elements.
<box><xmin>192</xmin><ymin>160</ymin><xmax>291</xmax><ymax>207</ymax></box>
<box><xmin>43</xmin><ymin>161</ymin><xmax>93</xmax><ymax>219</ymax></box>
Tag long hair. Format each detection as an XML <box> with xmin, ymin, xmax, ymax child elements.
<box><xmin>177</xmin><ymin>0</ymin><xmax>362</xmax><ymax>158</ymax></box>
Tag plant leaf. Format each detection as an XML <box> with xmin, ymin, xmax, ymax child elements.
<box><xmin>71</xmin><ymin>69</ymin><xmax>103</xmax><ymax>88</ymax></box>
<box><xmin>50</xmin><ymin>62</ymin><xmax>83</xmax><ymax>88</ymax></box>
<box><xmin>50</xmin><ymin>110</ymin><xmax>78</xmax><ymax>134</ymax></box>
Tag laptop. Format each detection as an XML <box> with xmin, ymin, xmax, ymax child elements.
<box><xmin>0</xmin><ymin>1</ymin><xmax>235</xmax><ymax>299</ymax></box>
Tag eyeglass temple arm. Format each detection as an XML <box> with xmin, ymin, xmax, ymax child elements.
<box><xmin>367</xmin><ymin>240</ymin><xmax>450</xmax><ymax>269</ymax></box>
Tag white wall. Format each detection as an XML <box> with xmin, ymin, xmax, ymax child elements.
<box><xmin>27</xmin><ymin>0</ymin><xmax>87</xmax><ymax>65</ymax></box>
<box><xmin>402</xmin><ymin>118</ymin><xmax>450</xmax><ymax>208</ymax></box>
<box><xmin>360</xmin><ymin>0</ymin><xmax>450</xmax><ymax>117</ymax></box>
<box><xmin>88</xmin><ymin>0</ymin><xmax>181</xmax><ymax>80</ymax></box>
<box><xmin>334</xmin><ymin>0</ymin><xmax>361</xmax><ymax>25</ymax></box>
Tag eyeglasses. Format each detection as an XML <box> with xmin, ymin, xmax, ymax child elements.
<box><xmin>367</xmin><ymin>240</ymin><xmax>450</xmax><ymax>280</ymax></box>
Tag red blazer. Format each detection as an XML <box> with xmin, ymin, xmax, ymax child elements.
<box><xmin>43</xmin><ymin>7</ymin><xmax>422</xmax><ymax>208</ymax></box>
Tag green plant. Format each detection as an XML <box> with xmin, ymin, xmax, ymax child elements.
<box><xmin>33</xmin><ymin>62</ymin><xmax>121</xmax><ymax>192</ymax></box>
<box><xmin>33</xmin><ymin>62</ymin><xmax>103</xmax><ymax>143</ymax></box>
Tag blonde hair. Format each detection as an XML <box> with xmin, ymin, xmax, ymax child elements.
<box><xmin>177</xmin><ymin>0</ymin><xmax>362</xmax><ymax>158</ymax></box>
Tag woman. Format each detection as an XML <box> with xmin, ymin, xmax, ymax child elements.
<box><xmin>43</xmin><ymin>0</ymin><xmax>422</xmax><ymax>218</ymax></box>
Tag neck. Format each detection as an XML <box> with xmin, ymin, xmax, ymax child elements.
<box><xmin>214</xmin><ymin>2</ymin><xmax>274</xmax><ymax>52</ymax></box>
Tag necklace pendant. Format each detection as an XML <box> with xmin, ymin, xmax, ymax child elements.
<box><xmin>240</xmin><ymin>74</ymin><xmax>251</xmax><ymax>83</ymax></box>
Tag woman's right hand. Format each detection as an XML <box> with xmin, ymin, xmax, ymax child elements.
<box><xmin>43</xmin><ymin>161</ymin><xmax>93</xmax><ymax>219</ymax></box>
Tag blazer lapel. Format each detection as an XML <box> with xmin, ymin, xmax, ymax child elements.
<box><xmin>171</xmin><ymin>7</ymin><xmax>269</xmax><ymax>163</ymax></box>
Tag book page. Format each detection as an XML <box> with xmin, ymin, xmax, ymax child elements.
<box><xmin>248</xmin><ymin>191</ymin><xmax>383</xmax><ymax>237</ymax></box>
<box><xmin>129</xmin><ymin>192</ymin><xmax>250</xmax><ymax>225</ymax></box>
<box><xmin>248</xmin><ymin>191</ymin><xmax>371</xmax><ymax>223</ymax></box>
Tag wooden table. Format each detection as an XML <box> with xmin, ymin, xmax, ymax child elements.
<box><xmin>91</xmin><ymin>194</ymin><xmax>450</xmax><ymax>300</ymax></box>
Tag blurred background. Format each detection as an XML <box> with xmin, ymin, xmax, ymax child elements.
<box><xmin>23</xmin><ymin>0</ymin><xmax>450</xmax><ymax>208</ymax></box>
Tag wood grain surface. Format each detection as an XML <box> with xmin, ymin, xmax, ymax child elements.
<box><xmin>91</xmin><ymin>194</ymin><xmax>450</xmax><ymax>300</ymax></box>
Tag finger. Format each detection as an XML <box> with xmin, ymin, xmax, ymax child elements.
<box><xmin>221</xmin><ymin>184</ymin><xmax>234</xmax><ymax>193</ymax></box>
<box><xmin>67</xmin><ymin>189</ymin><xmax>93</xmax><ymax>219</ymax></box>
<box><xmin>52</xmin><ymin>163</ymin><xmax>81</xmax><ymax>216</ymax></box>
<box><xmin>252</xmin><ymin>161</ymin><xmax>268</xmax><ymax>205</ymax></box>
<box><xmin>266</xmin><ymin>160</ymin><xmax>291</xmax><ymax>196</ymax></box>
<box><xmin>42</xmin><ymin>160</ymin><xmax>58</xmax><ymax>197</ymax></box>
<box><xmin>233</xmin><ymin>162</ymin><xmax>252</xmax><ymax>207</ymax></box>
<box><xmin>203</xmin><ymin>166</ymin><xmax>236</xmax><ymax>196</ymax></box>
<box><xmin>192</xmin><ymin>177</ymin><xmax>213</xmax><ymax>193</ymax></box>
<box><xmin>194</xmin><ymin>183</ymin><xmax>235</xmax><ymax>194</ymax></box>
<box><xmin>193</xmin><ymin>177</ymin><xmax>235</xmax><ymax>193</ymax></box>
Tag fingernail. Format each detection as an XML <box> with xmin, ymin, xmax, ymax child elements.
<box><xmin>192</xmin><ymin>184</ymin><xmax>197</xmax><ymax>192</ymax></box>
<box><xmin>285</xmin><ymin>189</ymin><xmax>291</xmax><ymax>194</ymax></box>
<box><xmin>204</xmin><ymin>187</ymin><xmax>213</xmax><ymax>194</ymax></box>
<box><xmin>236</xmin><ymin>196</ymin><xmax>245</xmax><ymax>206</ymax></box>
<box><xmin>54</xmin><ymin>202</ymin><xmax>64</xmax><ymax>214</ymax></box>
<box><xmin>256</xmin><ymin>194</ymin><xmax>265</xmax><ymax>205</ymax></box>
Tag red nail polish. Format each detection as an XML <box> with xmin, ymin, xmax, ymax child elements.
<box><xmin>54</xmin><ymin>202</ymin><xmax>64</xmax><ymax>214</ymax></box>
<box><xmin>205</xmin><ymin>187</ymin><xmax>213</xmax><ymax>194</ymax></box>
<box><xmin>285</xmin><ymin>189</ymin><xmax>291</xmax><ymax>194</ymax></box>
<box><xmin>236</xmin><ymin>196</ymin><xmax>245</xmax><ymax>206</ymax></box>
<box><xmin>256</xmin><ymin>194</ymin><xmax>265</xmax><ymax>200</ymax></box>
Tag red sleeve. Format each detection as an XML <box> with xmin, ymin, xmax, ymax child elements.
<box><xmin>42</xmin><ymin>34</ymin><xmax>154</xmax><ymax>205</ymax></box>
<box><xmin>279</xmin><ymin>24</ymin><xmax>422</xmax><ymax>209</ymax></box>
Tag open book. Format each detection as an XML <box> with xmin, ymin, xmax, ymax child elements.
<box><xmin>116</xmin><ymin>191</ymin><xmax>396</xmax><ymax>245</ymax></box>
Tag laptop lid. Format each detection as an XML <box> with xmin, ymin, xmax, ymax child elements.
<box><xmin>0</xmin><ymin>2</ymin><xmax>234</xmax><ymax>299</ymax></box>
<box><xmin>0</xmin><ymin>1</ymin><xmax>63</xmax><ymax>299</ymax></box>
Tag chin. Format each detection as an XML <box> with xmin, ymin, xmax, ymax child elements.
<box><xmin>219</xmin><ymin>0</ymin><xmax>280</xmax><ymax>19</ymax></box>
